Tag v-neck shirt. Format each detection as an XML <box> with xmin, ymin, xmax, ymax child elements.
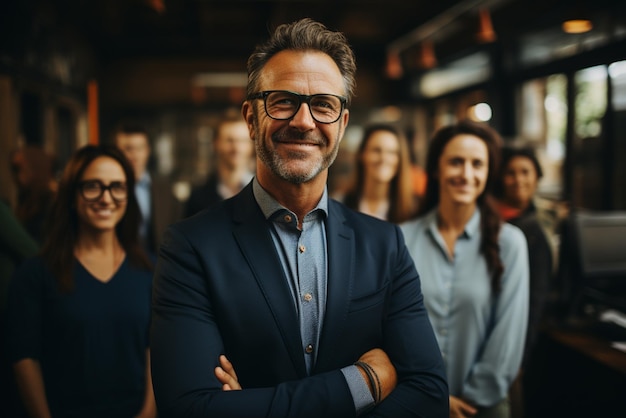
<box><xmin>7</xmin><ymin>255</ymin><xmax>153</xmax><ymax>417</ymax></box>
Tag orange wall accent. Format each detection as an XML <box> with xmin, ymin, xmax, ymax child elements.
<box><xmin>88</xmin><ymin>80</ymin><xmax>99</xmax><ymax>145</ymax></box>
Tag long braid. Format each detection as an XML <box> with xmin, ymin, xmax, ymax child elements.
<box><xmin>481</xmin><ymin>195</ymin><xmax>504</xmax><ymax>294</ymax></box>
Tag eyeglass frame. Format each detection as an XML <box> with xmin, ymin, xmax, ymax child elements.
<box><xmin>247</xmin><ymin>90</ymin><xmax>348</xmax><ymax>124</ymax></box>
<box><xmin>78</xmin><ymin>180</ymin><xmax>128</xmax><ymax>203</ymax></box>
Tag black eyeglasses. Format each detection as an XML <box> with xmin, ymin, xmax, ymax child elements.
<box><xmin>79</xmin><ymin>180</ymin><xmax>128</xmax><ymax>202</ymax></box>
<box><xmin>248</xmin><ymin>90</ymin><xmax>347</xmax><ymax>124</ymax></box>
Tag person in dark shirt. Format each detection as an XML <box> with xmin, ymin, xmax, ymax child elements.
<box><xmin>494</xmin><ymin>145</ymin><xmax>554</xmax><ymax>418</ymax></box>
<box><xmin>0</xmin><ymin>200</ymin><xmax>38</xmax><ymax>418</ymax></box>
<box><xmin>6</xmin><ymin>145</ymin><xmax>156</xmax><ymax>418</ymax></box>
<box><xmin>184</xmin><ymin>112</ymin><xmax>254</xmax><ymax>218</ymax></box>
<box><xmin>114</xmin><ymin>124</ymin><xmax>182</xmax><ymax>258</ymax></box>
<box><xmin>9</xmin><ymin>146</ymin><xmax>57</xmax><ymax>245</ymax></box>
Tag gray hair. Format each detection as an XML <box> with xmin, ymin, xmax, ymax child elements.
<box><xmin>246</xmin><ymin>18</ymin><xmax>357</xmax><ymax>105</ymax></box>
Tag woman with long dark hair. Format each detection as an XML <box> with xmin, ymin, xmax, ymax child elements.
<box><xmin>400</xmin><ymin>120</ymin><xmax>529</xmax><ymax>418</ymax></box>
<box><xmin>7</xmin><ymin>145</ymin><xmax>156</xmax><ymax>418</ymax></box>
<box><xmin>342</xmin><ymin>123</ymin><xmax>417</xmax><ymax>223</ymax></box>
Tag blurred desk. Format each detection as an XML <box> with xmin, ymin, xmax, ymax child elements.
<box><xmin>547</xmin><ymin>326</ymin><xmax>626</xmax><ymax>374</ymax></box>
<box><xmin>525</xmin><ymin>322</ymin><xmax>626</xmax><ymax>417</ymax></box>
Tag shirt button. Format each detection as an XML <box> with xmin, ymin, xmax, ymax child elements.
<box><xmin>440</xmin><ymin>328</ymin><xmax>447</xmax><ymax>336</ymax></box>
<box><xmin>303</xmin><ymin>293</ymin><xmax>312</xmax><ymax>302</ymax></box>
<box><xmin>305</xmin><ymin>344</ymin><xmax>314</xmax><ymax>354</ymax></box>
<box><xmin>299</xmin><ymin>244</ymin><xmax>306</xmax><ymax>253</ymax></box>
<box><xmin>284</xmin><ymin>214</ymin><xmax>292</xmax><ymax>223</ymax></box>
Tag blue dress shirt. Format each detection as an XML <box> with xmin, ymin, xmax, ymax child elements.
<box><xmin>252</xmin><ymin>178</ymin><xmax>374</xmax><ymax>413</ymax></box>
<box><xmin>401</xmin><ymin>208</ymin><xmax>529</xmax><ymax>407</ymax></box>
<box><xmin>135</xmin><ymin>172</ymin><xmax>152</xmax><ymax>240</ymax></box>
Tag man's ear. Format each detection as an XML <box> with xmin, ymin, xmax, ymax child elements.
<box><xmin>241</xmin><ymin>102</ymin><xmax>256</xmax><ymax>140</ymax></box>
<box><xmin>337</xmin><ymin>108</ymin><xmax>350</xmax><ymax>145</ymax></box>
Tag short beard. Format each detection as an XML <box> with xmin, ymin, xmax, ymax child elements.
<box><xmin>254</xmin><ymin>125</ymin><xmax>341</xmax><ymax>184</ymax></box>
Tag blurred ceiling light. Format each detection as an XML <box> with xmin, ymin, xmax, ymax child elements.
<box><xmin>417</xmin><ymin>40</ymin><xmax>437</xmax><ymax>70</ymax></box>
<box><xmin>476</xmin><ymin>8</ymin><xmax>497</xmax><ymax>43</ymax></box>
<box><xmin>562</xmin><ymin>19</ymin><xmax>593</xmax><ymax>34</ymax></box>
<box><xmin>385</xmin><ymin>50</ymin><xmax>403</xmax><ymax>79</ymax></box>
<box><xmin>467</xmin><ymin>102</ymin><xmax>492</xmax><ymax>122</ymax></box>
<box><xmin>562</xmin><ymin>1</ymin><xmax>593</xmax><ymax>34</ymax></box>
<box><xmin>146</xmin><ymin>0</ymin><xmax>166</xmax><ymax>14</ymax></box>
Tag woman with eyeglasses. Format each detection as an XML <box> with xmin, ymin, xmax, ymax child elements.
<box><xmin>6</xmin><ymin>145</ymin><xmax>156</xmax><ymax>418</ymax></box>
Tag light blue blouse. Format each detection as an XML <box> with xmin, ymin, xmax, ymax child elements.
<box><xmin>400</xmin><ymin>208</ymin><xmax>528</xmax><ymax>408</ymax></box>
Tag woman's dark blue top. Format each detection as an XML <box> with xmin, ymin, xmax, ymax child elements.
<box><xmin>6</xmin><ymin>256</ymin><xmax>152</xmax><ymax>418</ymax></box>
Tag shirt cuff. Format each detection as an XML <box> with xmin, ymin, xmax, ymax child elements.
<box><xmin>341</xmin><ymin>365</ymin><xmax>375</xmax><ymax>415</ymax></box>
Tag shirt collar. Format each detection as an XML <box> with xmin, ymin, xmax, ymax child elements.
<box><xmin>252</xmin><ymin>177</ymin><xmax>328</xmax><ymax>221</ymax></box>
<box><xmin>137</xmin><ymin>171</ymin><xmax>152</xmax><ymax>187</ymax></box>
<box><xmin>425</xmin><ymin>206</ymin><xmax>481</xmax><ymax>239</ymax></box>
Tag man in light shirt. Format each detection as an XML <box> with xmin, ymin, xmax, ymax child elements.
<box><xmin>114</xmin><ymin>124</ymin><xmax>181</xmax><ymax>258</ymax></box>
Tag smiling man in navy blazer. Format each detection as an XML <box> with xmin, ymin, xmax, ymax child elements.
<box><xmin>150</xmin><ymin>18</ymin><xmax>448</xmax><ymax>418</ymax></box>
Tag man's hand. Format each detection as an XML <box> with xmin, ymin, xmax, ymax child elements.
<box><xmin>215</xmin><ymin>349</ymin><xmax>399</xmax><ymax>401</ymax></box>
<box><xmin>356</xmin><ymin>348</ymin><xmax>397</xmax><ymax>402</ymax></box>
<box><xmin>449</xmin><ymin>395</ymin><xmax>477</xmax><ymax>418</ymax></box>
<box><xmin>214</xmin><ymin>355</ymin><xmax>242</xmax><ymax>391</ymax></box>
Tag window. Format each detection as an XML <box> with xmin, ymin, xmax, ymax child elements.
<box><xmin>516</xmin><ymin>75</ymin><xmax>567</xmax><ymax>199</ymax></box>
<box><xmin>572</xmin><ymin>65</ymin><xmax>608</xmax><ymax>209</ymax></box>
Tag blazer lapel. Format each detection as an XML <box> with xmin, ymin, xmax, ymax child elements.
<box><xmin>231</xmin><ymin>186</ymin><xmax>307</xmax><ymax>376</ymax></box>
<box><xmin>315</xmin><ymin>201</ymin><xmax>354</xmax><ymax>372</ymax></box>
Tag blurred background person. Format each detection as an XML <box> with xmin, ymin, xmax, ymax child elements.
<box><xmin>401</xmin><ymin>120</ymin><xmax>529</xmax><ymax>418</ymax></box>
<box><xmin>184</xmin><ymin>112</ymin><xmax>254</xmax><ymax>218</ymax></box>
<box><xmin>6</xmin><ymin>145</ymin><xmax>156</xmax><ymax>418</ymax></box>
<box><xmin>341</xmin><ymin>123</ymin><xmax>418</xmax><ymax>223</ymax></box>
<box><xmin>493</xmin><ymin>145</ymin><xmax>554</xmax><ymax>418</ymax></box>
<box><xmin>113</xmin><ymin>123</ymin><xmax>181</xmax><ymax>258</ymax></box>
<box><xmin>9</xmin><ymin>146</ymin><xmax>58</xmax><ymax>245</ymax></box>
<box><xmin>494</xmin><ymin>145</ymin><xmax>560</xmax><ymax>251</ymax></box>
<box><xmin>0</xmin><ymin>200</ymin><xmax>38</xmax><ymax>418</ymax></box>
<box><xmin>0</xmin><ymin>200</ymin><xmax>38</xmax><ymax>314</ymax></box>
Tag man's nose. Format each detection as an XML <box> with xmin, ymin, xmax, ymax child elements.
<box><xmin>289</xmin><ymin>103</ymin><xmax>316</xmax><ymax>131</ymax></box>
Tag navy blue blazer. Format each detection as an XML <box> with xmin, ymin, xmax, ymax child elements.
<box><xmin>151</xmin><ymin>183</ymin><xmax>448</xmax><ymax>417</ymax></box>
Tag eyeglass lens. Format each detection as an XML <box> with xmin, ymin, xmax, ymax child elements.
<box><xmin>264</xmin><ymin>91</ymin><xmax>344</xmax><ymax>123</ymax></box>
<box><xmin>80</xmin><ymin>180</ymin><xmax>128</xmax><ymax>202</ymax></box>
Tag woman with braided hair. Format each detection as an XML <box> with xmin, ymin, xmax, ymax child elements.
<box><xmin>401</xmin><ymin>120</ymin><xmax>529</xmax><ymax>418</ymax></box>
